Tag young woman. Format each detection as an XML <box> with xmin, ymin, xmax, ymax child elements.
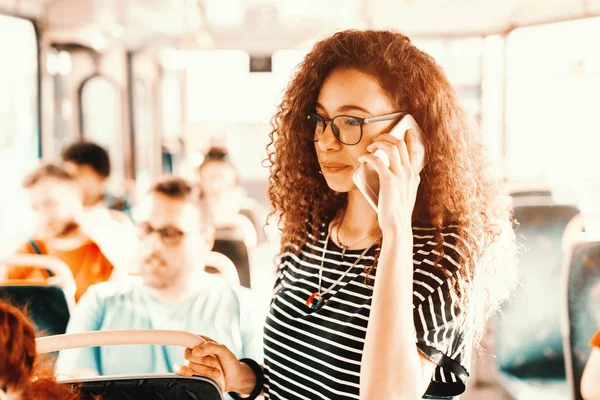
<box><xmin>177</xmin><ymin>29</ymin><xmax>517</xmax><ymax>400</ymax></box>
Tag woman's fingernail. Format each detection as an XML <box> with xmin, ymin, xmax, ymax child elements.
<box><xmin>193</xmin><ymin>348</ymin><xmax>202</xmax><ymax>357</ymax></box>
<box><xmin>174</xmin><ymin>365</ymin><xmax>187</xmax><ymax>375</ymax></box>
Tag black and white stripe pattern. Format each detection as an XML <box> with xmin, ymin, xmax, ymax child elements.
<box><xmin>263</xmin><ymin>222</ymin><xmax>472</xmax><ymax>399</ymax></box>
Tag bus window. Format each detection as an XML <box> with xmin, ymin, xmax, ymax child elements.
<box><xmin>46</xmin><ymin>48</ymin><xmax>74</xmax><ymax>156</ymax></box>
<box><xmin>80</xmin><ymin>75</ymin><xmax>125</xmax><ymax>197</ymax></box>
<box><xmin>160</xmin><ymin>71</ymin><xmax>183</xmax><ymax>174</ymax></box>
<box><xmin>133</xmin><ymin>78</ymin><xmax>157</xmax><ymax>197</ymax></box>
<box><xmin>0</xmin><ymin>14</ymin><xmax>38</xmax><ymax>171</ymax></box>
<box><xmin>506</xmin><ymin>17</ymin><xmax>600</xmax><ymax>210</ymax></box>
<box><xmin>0</xmin><ymin>14</ymin><xmax>39</xmax><ymax>256</ymax></box>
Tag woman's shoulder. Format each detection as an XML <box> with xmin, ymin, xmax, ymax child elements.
<box><xmin>411</xmin><ymin>223</ymin><xmax>468</xmax><ymax>277</ymax></box>
<box><xmin>412</xmin><ymin>223</ymin><xmax>467</xmax><ymax>249</ymax></box>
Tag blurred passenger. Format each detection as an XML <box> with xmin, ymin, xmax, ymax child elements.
<box><xmin>0</xmin><ymin>301</ymin><xmax>81</xmax><ymax>400</ymax></box>
<box><xmin>582</xmin><ymin>329</ymin><xmax>600</xmax><ymax>400</ymax></box>
<box><xmin>62</xmin><ymin>142</ymin><xmax>138</xmax><ymax>275</ymax></box>
<box><xmin>61</xmin><ymin>141</ymin><xmax>131</xmax><ymax>219</ymax></box>
<box><xmin>7</xmin><ymin>163</ymin><xmax>134</xmax><ymax>301</ymax></box>
<box><xmin>196</xmin><ymin>147</ymin><xmax>265</xmax><ymax>245</ymax></box>
<box><xmin>56</xmin><ymin>177</ymin><xmax>263</xmax><ymax>377</ymax></box>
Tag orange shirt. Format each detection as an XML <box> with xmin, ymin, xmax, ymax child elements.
<box><xmin>591</xmin><ymin>330</ymin><xmax>600</xmax><ymax>348</ymax></box>
<box><xmin>8</xmin><ymin>240</ymin><xmax>114</xmax><ymax>302</ymax></box>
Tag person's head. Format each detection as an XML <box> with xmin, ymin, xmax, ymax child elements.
<box><xmin>196</xmin><ymin>148</ymin><xmax>244</xmax><ymax>225</ymax></box>
<box><xmin>267</xmin><ymin>30</ymin><xmax>514</xmax><ymax>336</ymax></box>
<box><xmin>196</xmin><ymin>148</ymin><xmax>240</xmax><ymax>198</ymax></box>
<box><xmin>0</xmin><ymin>302</ymin><xmax>81</xmax><ymax>400</ymax></box>
<box><xmin>61</xmin><ymin>141</ymin><xmax>110</xmax><ymax>207</ymax></box>
<box><xmin>134</xmin><ymin>177</ymin><xmax>214</xmax><ymax>290</ymax></box>
<box><xmin>22</xmin><ymin>164</ymin><xmax>83</xmax><ymax>239</ymax></box>
<box><xmin>0</xmin><ymin>302</ymin><xmax>36</xmax><ymax>398</ymax></box>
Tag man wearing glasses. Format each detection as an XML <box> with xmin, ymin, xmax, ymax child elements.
<box><xmin>56</xmin><ymin>177</ymin><xmax>264</xmax><ymax>378</ymax></box>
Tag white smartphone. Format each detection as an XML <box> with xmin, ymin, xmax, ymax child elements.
<box><xmin>352</xmin><ymin>114</ymin><xmax>426</xmax><ymax>212</ymax></box>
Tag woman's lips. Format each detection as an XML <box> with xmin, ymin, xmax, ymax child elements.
<box><xmin>321</xmin><ymin>163</ymin><xmax>350</xmax><ymax>173</ymax></box>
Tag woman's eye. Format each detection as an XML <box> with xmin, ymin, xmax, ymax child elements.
<box><xmin>343</xmin><ymin>117</ymin><xmax>360</xmax><ymax>126</ymax></box>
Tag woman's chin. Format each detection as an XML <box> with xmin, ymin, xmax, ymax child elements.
<box><xmin>323</xmin><ymin>177</ymin><xmax>354</xmax><ymax>193</ymax></box>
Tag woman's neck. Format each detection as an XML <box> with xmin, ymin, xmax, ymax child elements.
<box><xmin>333</xmin><ymin>190</ymin><xmax>381</xmax><ymax>248</ymax></box>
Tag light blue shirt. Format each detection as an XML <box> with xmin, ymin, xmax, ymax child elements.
<box><xmin>56</xmin><ymin>274</ymin><xmax>264</xmax><ymax>376</ymax></box>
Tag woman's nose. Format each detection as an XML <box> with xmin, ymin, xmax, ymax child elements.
<box><xmin>316</xmin><ymin>122</ymin><xmax>341</xmax><ymax>152</ymax></box>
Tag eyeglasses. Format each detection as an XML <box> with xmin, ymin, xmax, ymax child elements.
<box><xmin>307</xmin><ymin>111</ymin><xmax>405</xmax><ymax>145</ymax></box>
<box><xmin>136</xmin><ymin>222</ymin><xmax>189</xmax><ymax>246</ymax></box>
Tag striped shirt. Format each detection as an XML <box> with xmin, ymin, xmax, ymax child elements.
<box><xmin>263</xmin><ymin>222</ymin><xmax>473</xmax><ymax>399</ymax></box>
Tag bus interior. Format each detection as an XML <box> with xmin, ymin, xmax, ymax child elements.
<box><xmin>1</xmin><ymin>0</ymin><xmax>600</xmax><ymax>399</ymax></box>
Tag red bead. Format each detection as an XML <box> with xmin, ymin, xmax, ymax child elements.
<box><xmin>306</xmin><ymin>292</ymin><xmax>318</xmax><ymax>307</ymax></box>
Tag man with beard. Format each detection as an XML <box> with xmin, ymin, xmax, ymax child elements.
<box><xmin>56</xmin><ymin>177</ymin><xmax>263</xmax><ymax>378</ymax></box>
<box><xmin>7</xmin><ymin>163</ymin><xmax>131</xmax><ymax>301</ymax></box>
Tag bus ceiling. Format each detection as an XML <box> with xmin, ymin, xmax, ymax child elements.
<box><xmin>1</xmin><ymin>0</ymin><xmax>599</xmax><ymax>53</ymax></box>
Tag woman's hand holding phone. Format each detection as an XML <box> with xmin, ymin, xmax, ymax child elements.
<box><xmin>353</xmin><ymin>114</ymin><xmax>424</xmax><ymax>232</ymax></box>
<box><xmin>358</xmin><ymin>129</ymin><xmax>421</xmax><ymax>233</ymax></box>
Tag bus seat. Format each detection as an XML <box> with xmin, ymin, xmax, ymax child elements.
<box><xmin>495</xmin><ymin>204</ymin><xmax>580</xmax><ymax>397</ymax></box>
<box><xmin>563</xmin><ymin>239</ymin><xmax>600</xmax><ymax>400</ymax></box>
<box><xmin>212</xmin><ymin>239</ymin><xmax>251</xmax><ymax>288</ymax></box>
<box><xmin>504</xmin><ymin>180</ymin><xmax>553</xmax><ymax>198</ymax></box>
<box><xmin>239</xmin><ymin>197</ymin><xmax>268</xmax><ymax>244</ymax></box>
<box><xmin>0</xmin><ymin>255</ymin><xmax>76</xmax><ymax>336</ymax></box>
<box><xmin>511</xmin><ymin>189</ymin><xmax>552</xmax><ymax>198</ymax></box>
<box><xmin>205</xmin><ymin>251</ymin><xmax>241</xmax><ymax>286</ymax></box>
<box><xmin>37</xmin><ymin>330</ymin><xmax>223</xmax><ymax>400</ymax></box>
<box><xmin>511</xmin><ymin>193</ymin><xmax>555</xmax><ymax>208</ymax></box>
<box><xmin>64</xmin><ymin>375</ymin><xmax>222</xmax><ymax>400</ymax></box>
<box><xmin>505</xmin><ymin>181</ymin><xmax>554</xmax><ymax>207</ymax></box>
<box><xmin>0</xmin><ymin>285</ymin><xmax>70</xmax><ymax>337</ymax></box>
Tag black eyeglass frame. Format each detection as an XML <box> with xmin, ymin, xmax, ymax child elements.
<box><xmin>307</xmin><ymin>111</ymin><xmax>406</xmax><ymax>145</ymax></box>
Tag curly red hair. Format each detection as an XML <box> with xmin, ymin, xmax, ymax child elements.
<box><xmin>0</xmin><ymin>301</ymin><xmax>81</xmax><ymax>400</ymax></box>
<box><xmin>266</xmin><ymin>30</ymin><xmax>517</xmax><ymax>340</ymax></box>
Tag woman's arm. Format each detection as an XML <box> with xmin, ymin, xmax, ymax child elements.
<box><xmin>360</xmin><ymin>229</ymin><xmax>436</xmax><ymax>399</ymax></box>
<box><xmin>582</xmin><ymin>348</ymin><xmax>600</xmax><ymax>400</ymax></box>
<box><xmin>359</xmin><ymin>130</ymin><xmax>437</xmax><ymax>399</ymax></box>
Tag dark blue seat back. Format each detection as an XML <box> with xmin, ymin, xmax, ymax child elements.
<box><xmin>564</xmin><ymin>240</ymin><xmax>600</xmax><ymax>400</ymax></box>
<box><xmin>0</xmin><ymin>285</ymin><xmax>70</xmax><ymax>336</ymax></box>
<box><xmin>68</xmin><ymin>376</ymin><xmax>222</xmax><ymax>400</ymax></box>
<box><xmin>212</xmin><ymin>239</ymin><xmax>251</xmax><ymax>288</ymax></box>
<box><xmin>496</xmin><ymin>204</ymin><xmax>580</xmax><ymax>379</ymax></box>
